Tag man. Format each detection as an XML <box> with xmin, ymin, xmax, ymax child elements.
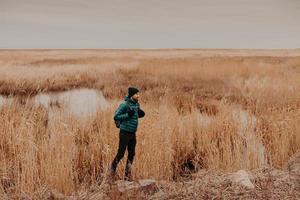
<box><xmin>110</xmin><ymin>87</ymin><xmax>145</xmax><ymax>181</ymax></box>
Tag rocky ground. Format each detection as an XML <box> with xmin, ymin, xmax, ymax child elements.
<box><xmin>34</xmin><ymin>151</ymin><xmax>300</xmax><ymax>200</ymax></box>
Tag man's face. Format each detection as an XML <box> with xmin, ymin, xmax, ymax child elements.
<box><xmin>131</xmin><ymin>92</ymin><xmax>140</xmax><ymax>101</ymax></box>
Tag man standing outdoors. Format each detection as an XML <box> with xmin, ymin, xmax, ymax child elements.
<box><xmin>110</xmin><ymin>87</ymin><xmax>145</xmax><ymax>181</ymax></box>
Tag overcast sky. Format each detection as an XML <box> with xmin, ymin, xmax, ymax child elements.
<box><xmin>1</xmin><ymin>0</ymin><xmax>300</xmax><ymax>48</ymax></box>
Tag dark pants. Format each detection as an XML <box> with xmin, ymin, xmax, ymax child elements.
<box><xmin>111</xmin><ymin>129</ymin><xmax>136</xmax><ymax>174</ymax></box>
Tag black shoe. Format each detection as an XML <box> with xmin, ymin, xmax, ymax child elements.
<box><xmin>124</xmin><ymin>171</ymin><xmax>133</xmax><ymax>181</ymax></box>
<box><xmin>108</xmin><ymin>168</ymin><xmax>118</xmax><ymax>182</ymax></box>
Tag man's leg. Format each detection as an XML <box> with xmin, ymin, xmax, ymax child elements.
<box><xmin>125</xmin><ymin>134</ymin><xmax>136</xmax><ymax>180</ymax></box>
<box><xmin>111</xmin><ymin>131</ymin><xmax>130</xmax><ymax>172</ymax></box>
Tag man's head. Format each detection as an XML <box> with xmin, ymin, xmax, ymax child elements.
<box><xmin>128</xmin><ymin>87</ymin><xmax>140</xmax><ymax>102</ymax></box>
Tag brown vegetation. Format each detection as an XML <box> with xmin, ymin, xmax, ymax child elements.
<box><xmin>0</xmin><ymin>49</ymin><xmax>299</xmax><ymax>199</ymax></box>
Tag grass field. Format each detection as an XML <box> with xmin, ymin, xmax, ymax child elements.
<box><xmin>0</xmin><ymin>49</ymin><xmax>299</xmax><ymax>198</ymax></box>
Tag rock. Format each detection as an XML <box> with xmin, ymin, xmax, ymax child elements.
<box><xmin>116</xmin><ymin>180</ymin><xmax>140</xmax><ymax>193</ymax></box>
<box><xmin>148</xmin><ymin>190</ymin><xmax>166</xmax><ymax>200</ymax></box>
<box><xmin>115</xmin><ymin>179</ymin><xmax>159</xmax><ymax>196</ymax></box>
<box><xmin>49</xmin><ymin>189</ymin><xmax>65</xmax><ymax>200</ymax></box>
<box><xmin>229</xmin><ymin>170</ymin><xmax>255</xmax><ymax>189</ymax></box>
<box><xmin>138</xmin><ymin>179</ymin><xmax>159</xmax><ymax>195</ymax></box>
<box><xmin>285</xmin><ymin>150</ymin><xmax>300</xmax><ymax>174</ymax></box>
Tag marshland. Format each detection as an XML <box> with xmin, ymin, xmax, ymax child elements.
<box><xmin>0</xmin><ymin>49</ymin><xmax>299</xmax><ymax>199</ymax></box>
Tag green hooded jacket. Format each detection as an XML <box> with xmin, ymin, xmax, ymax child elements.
<box><xmin>114</xmin><ymin>95</ymin><xmax>144</xmax><ymax>133</ymax></box>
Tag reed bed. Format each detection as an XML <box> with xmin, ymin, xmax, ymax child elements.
<box><xmin>0</xmin><ymin>49</ymin><xmax>299</xmax><ymax>198</ymax></box>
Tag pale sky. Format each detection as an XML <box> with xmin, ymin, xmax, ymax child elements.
<box><xmin>1</xmin><ymin>0</ymin><xmax>300</xmax><ymax>48</ymax></box>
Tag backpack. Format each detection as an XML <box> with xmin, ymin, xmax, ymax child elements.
<box><xmin>114</xmin><ymin>101</ymin><xmax>131</xmax><ymax>128</ymax></box>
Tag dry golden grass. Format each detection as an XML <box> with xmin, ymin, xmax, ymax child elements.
<box><xmin>0</xmin><ymin>49</ymin><xmax>299</xmax><ymax>198</ymax></box>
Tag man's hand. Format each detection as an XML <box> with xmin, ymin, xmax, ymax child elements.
<box><xmin>138</xmin><ymin>108</ymin><xmax>145</xmax><ymax>118</ymax></box>
<box><xmin>128</xmin><ymin>109</ymin><xmax>135</xmax><ymax>117</ymax></box>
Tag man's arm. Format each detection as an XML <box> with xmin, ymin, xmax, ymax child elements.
<box><xmin>114</xmin><ymin>103</ymin><xmax>130</xmax><ymax>121</ymax></box>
